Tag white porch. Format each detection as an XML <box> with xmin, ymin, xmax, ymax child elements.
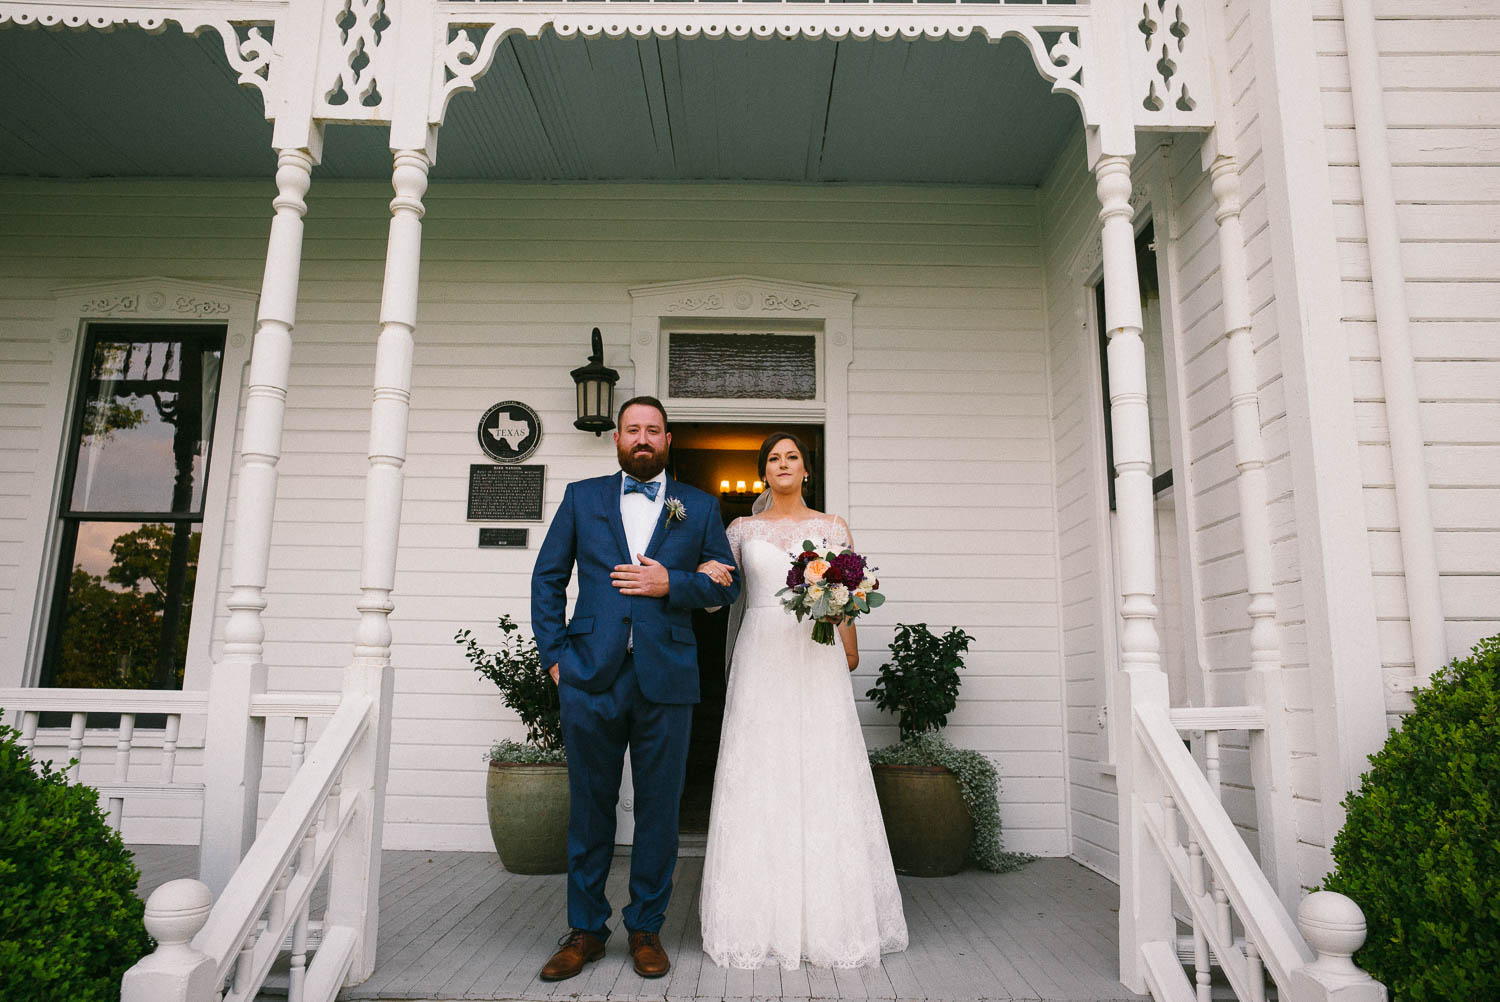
<box><xmin>0</xmin><ymin>1</ymin><xmax>1398</xmax><ymax>1001</ymax></box>
<box><xmin>131</xmin><ymin>844</ymin><xmax>1147</xmax><ymax>1002</ymax></box>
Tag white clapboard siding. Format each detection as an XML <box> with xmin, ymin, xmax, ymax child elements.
<box><xmin>0</xmin><ymin>179</ymin><xmax>1066</xmax><ymax>856</ymax></box>
<box><xmin>1313</xmin><ymin>0</ymin><xmax>1500</xmax><ymax>683</ymax></box>
<box><xmin>1037</xmin><ymin>133</ymin><xmax>1117</xmax><ymax>878</ymax></box>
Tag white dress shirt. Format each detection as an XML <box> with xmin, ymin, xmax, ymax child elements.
<box><xmin>620</xmin><ymin>469</ymin><xmax>667</xmax><ymax>566</ymax></box>
<box><xmin>620</xmin><ymin>470</ymin><xmax>666</xmax><ymax>650</ymax></box>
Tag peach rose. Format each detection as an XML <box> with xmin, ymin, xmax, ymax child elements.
<box><xmin>803</xmin><ymin>558</ymin><xmax>830</xmax><ymax>584</ymax></box>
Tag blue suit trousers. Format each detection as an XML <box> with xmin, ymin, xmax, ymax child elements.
<box><xmin>557</xmin><ymin>653</ymin><xmax>693</xmax><ymax>940</ymax></box>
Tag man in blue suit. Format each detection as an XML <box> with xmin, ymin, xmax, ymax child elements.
<box><xmin>531</xmin><ymin>395</ymin><xmax>740</xmax><ymax>981</ymax></box>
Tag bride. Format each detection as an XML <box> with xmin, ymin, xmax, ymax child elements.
<box><xmin>693</xmin><ymin>431</ymin><xmax>908</xmax><ymax>970</ymax></box>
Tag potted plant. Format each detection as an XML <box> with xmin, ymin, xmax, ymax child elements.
<box><xmin>865</xmin><ymin>623</ymin><xmax>1027</xmax><ymax>876</ymax></box>
<box><xmin>455</xmin><ymin>614</ymin><xmax>568</xmax><ymax>874</ymax></box>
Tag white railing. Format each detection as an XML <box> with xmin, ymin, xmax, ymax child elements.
<box><xmin>1129</xmin><ymin>698</ymin><xmax>1385</xmax><ymax>1002</ymax></box>
<box><xmin>2</xmin><ymin>686</ymin><xmax>340</xmax><ymax>835</ymax></box>
<box><xmin>124</xmin><ymin>694</ymin><xmax>373</xmax><ymax>1002</ymax></box>
<box><xmin>2</xmin><ymin>688</ymin><xmax>208</xmax><ymax>831</ymax></box>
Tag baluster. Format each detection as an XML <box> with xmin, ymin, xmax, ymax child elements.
<box><xmin>20</xmin><ymin>711</ymin><xmax>38</xmax><ymax>757</ymax></box>
<box><xmin>1215</xmin><ymin>885</ymin><xmax>1232</xmax><ymax>944</ymax></box>
<box><xmin>160</xmin><ymin>713</ymin><xmax>181</xmax><ymax>783</ymax></box>
<box><xmin>288</xmin><ymin>901</ymin><xmax>310</xmax><ymax>1002</ymax></box>
<box><xmin>324</xmin><ymin>778</ymin><xmax>342</xmax><ymax>831</ymax></box>
<box><xmin>290</xmin><ymin>716</ymin><xmax>308</xmax><ymax>774</ymax></box>
<box><xmin>1193</xmin><ymin>920</ymin><xmax>1211</xmax><ymax>1002</ymax></box>
<box><xmin>270</xmin><ymin>862</ymin><xmax>291</xmax><ymax>934</ymax></box>
<box><xmin>1188</xmin><ymin>840</ymin><xmax>1205</xmax><ymax>897</ymax></box>
<box><xmin>109</xmin><ymin>713</ymin><xmax>136</xmax><ymax>831</ymax></box>
<box><xmin>1163</xmin><ymin>793</ymin><xmax>1178</xmax><ymax>848</ymax></box>
<box><xmin>232</xmin><ymin>930</ymin><xmax>255</xmax><ymax>996</ymax></box>
<box><xmin>67</xmin><ymin>712</ymin><xmax>85</xmax><ymax>783</ymax></box>
<box><xmin>1246</xmin><ymin>937</ymin><xmax>1266</xmax><ymax>1002</ymax></box>
<box><xmin>1205</xmin><ymin>730</ymin><xmax>1222</xmax><ymax>803</ymax></box>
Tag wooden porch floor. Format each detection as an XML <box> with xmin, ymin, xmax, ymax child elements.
<box><xmin>132</xmin><ymin>846</ymin><xmax>1144</xmax><ymax>1002</ymax></box>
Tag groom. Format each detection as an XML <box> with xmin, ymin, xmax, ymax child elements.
<box><xmin>530</xmin><ymin>395</ymin><xmax>740</xmax><ymax>981</ymax></box>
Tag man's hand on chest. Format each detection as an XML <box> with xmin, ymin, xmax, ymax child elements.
<box><xmin>611</xmin><ymin>553</ymin><xmax>670</xmax><ymax>597</ymax></box>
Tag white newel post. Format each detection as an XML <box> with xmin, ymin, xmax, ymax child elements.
<box><xmin>325</xmin><ymin>148</ymin><xmax>428</xmax><ymax>984</ymax></box>
<box><xmin>1097</xmin><ymin>153</ymin><xmax>1173</xmax><ymax>994</ymax></box>
<box><xmin>1209</xmin><ymin>153</ymin><xmax>1300</xmax><ymax>909</ymax></box>
<box><xmin>200</xmin><ymin>149</ymin><xmax>317</xmax><ymax>896</ymax></box>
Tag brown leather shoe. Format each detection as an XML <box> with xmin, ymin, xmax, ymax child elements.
<box><xmin>628</xmin><ymin>929</ymin><xmax>670</xmax><ymax>978</ymax></box>
<box><xmin>539</xmin><ymin>930</ymin><xmax>605</xmax><ymax>982</ymax></box>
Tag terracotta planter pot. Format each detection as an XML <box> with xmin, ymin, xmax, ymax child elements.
<box><xmin>485</xmin><ymin>760</ymin><xmax>570</xmax><ymax>874</ymax></box>
<box><xmin>871</xmin><ymin>763</ymin><xmax>972</xmax><ymax>877</ymax></box>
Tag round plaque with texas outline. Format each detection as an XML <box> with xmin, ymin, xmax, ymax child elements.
<box><xmin>478</xmin><ymin>400</ymin><xmax>542</xmax><ymax>463</ymax></box>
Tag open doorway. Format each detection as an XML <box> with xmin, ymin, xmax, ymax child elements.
<box><xmin>668</xmin><ymin>421</ymin><xmax>825</xmax><ymax>833</ymax></box>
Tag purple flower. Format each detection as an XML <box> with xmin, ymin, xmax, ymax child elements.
<box><xmin>786</xmin><ymin>565</ymin><xmax>806</xmax><ymax>589</ymax></box>
<box><xmin>828</xmin><ymin>552</ymin><xmax>866</xmax><ymax>587</ymax></box>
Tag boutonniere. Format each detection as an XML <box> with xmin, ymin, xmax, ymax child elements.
<box><xmin>664</xmin><ymin>497</ymin><xmax>687</xmax><ymax>523</ymax></box>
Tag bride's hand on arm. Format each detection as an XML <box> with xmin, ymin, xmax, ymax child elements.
<box><xmin>696</xmin><ymin>559</ymin><xmax>735</xmax><ymax>586</ymax></box>
<box><xmin>839</xmin><ymin>621</ymin><xmax>858</xmax><ymax>671</ymax></box>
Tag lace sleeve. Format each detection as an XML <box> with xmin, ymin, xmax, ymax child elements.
<box><xmin>725</xmin><ymin>517</ymin><xmax>745</xmax><ymax>566</ymax></box>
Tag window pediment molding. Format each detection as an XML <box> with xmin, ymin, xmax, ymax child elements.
<box><xmin>53</xmin><ymin>277</ymin><xmax>258</xmax><ymax>332</ymax></box>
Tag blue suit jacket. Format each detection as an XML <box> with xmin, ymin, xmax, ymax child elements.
<box><xmin>530</xmin><ymin>472</ymin><xmax>741</xmax><ymax>704</ymax></box>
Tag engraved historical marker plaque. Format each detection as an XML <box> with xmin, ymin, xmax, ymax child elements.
<box><xmin>468</xmin><ymin>464</ymin><xmax>545</xmax><ymax>522</ymax></box>
<box><xmin>477</xmin><ymin>400</ymin><xmax>542</xmax><ymax>463</ymax></box>
<box><xmin>478</xmin><ymin>528</ymin><xmax>529</xmax><ymax>548</ymax></box>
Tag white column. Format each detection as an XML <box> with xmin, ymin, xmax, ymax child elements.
<box><xmin>1097</xmin><ymin>152</ymin><xmax>1173</xmax><ymax>995</ymax></box>
<box><xmin>1209</xmin><ymin>154</ymin><xmax>1300</xmax><ymax>909</ymax></box>
<box><xmin>325</xmin><ymin>148</ymin><xmax>429</xmax><ymax>984</ymax></box>
<box><xmin>200</xmin><ymin>149</ymin><xmax>315</xmax><ymax>895</ymax></box>
<box><xmin>1342</xmin><ymin>0</ymin><xmax>1447</xmax><ymax>681</ymax></box>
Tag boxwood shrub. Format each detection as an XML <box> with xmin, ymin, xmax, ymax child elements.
<box><xmin>1322</xmin><ymin>635</ymin><xmax>1500</xmax><ymax>1002</ymax></box>
<box><xmin>0</xmin><ymin>714</ymin><xmax>152</xmax><ymax>1002</ymax></box>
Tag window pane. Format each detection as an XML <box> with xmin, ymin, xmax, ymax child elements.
<box><xmin>67</xmin><ymin>335</ymin><xmax>223</xmax><ymax>514</ymax></box>
<box><xmin>668</xmin><ymin>333</ymin><xmax>816</xmax><ymax>400</ymax></box>
<box><xmin>47</xmin><ymin>521</ymin><xmax>200</xmax><ymax>690</ymax></box>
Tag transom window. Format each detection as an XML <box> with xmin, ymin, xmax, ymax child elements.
<box><xmin>41</xmin><ymin>324</ymin><xmax>226</xmax><ymax>692</ymax></box>
<box><xmin>667</xmin><ymin>331</ymin><xmax>818</xmax><ymax>400</ymax></box>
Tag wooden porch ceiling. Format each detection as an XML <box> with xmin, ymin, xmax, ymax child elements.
<box><xmin>0</xmin><ymin>22</ymin><xmax>1079</xmax><ymax>184</ymax></box>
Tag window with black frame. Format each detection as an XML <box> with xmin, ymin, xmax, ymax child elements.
<box><xmin>40</xmin><ymin>324</ymin><xmax>226</xmax><ymax>693</ymax></box>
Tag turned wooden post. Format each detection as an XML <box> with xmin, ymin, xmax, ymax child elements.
<box><xmin>199</xmin><ymin>148</ymin><xmax>316</xmax><ymax>895</ymax></box>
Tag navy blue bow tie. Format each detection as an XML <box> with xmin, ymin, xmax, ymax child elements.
<box><xmin>624</xmin><ymin>477</ymin><xmax>661</xmax><ymax>501</ymax></box>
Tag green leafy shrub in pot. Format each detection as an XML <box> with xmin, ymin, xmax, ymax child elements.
<box><xmin>865</xmin><ymin>623</ymin><xmax>1028</xmax><ymax>873</ymax></box>
<box><xmin>1322</xmin><ymin>634</ymin><xmax>1499</xmax><ymax>1002</ymax></box>
<box><xmin>455</xmin><ymin>614</ymin><xmax>564</xmax><ymax>763</ymax></box>
<box><xmin>0</xmin><ymin>713</ymin><xmax>152</xmax><ymax>1001</ymax></box>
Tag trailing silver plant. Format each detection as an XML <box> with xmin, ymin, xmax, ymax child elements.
<box><xmin>868</xmin><ymin>733</ymin><xmax>1030</xmax><ymax>873</ymax></box>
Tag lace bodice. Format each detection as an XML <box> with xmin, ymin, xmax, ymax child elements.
<box><xmin>726</xmin><ymin>515</ymin><xmax>850</xmax><ymax>608</ymax></box>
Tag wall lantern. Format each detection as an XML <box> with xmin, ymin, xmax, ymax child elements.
<box><xmin>571</xmin><ymin>327</ymin><xmax>620</xmax><ymax>436</ymax></box>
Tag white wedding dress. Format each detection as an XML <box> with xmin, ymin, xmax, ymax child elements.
<box><xmin>699</xmin><ymin>515</ymin><xmax>908</xmax><ymax>970</ymax></box>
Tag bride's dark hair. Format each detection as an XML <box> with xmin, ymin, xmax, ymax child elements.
<box><xmin>757</xmin><ymin>431</ymin><xmax>813</xmax><ymax>484</ymax></box>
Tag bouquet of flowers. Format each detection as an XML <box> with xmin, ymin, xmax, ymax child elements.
<box><xmin>776</xmin><ymin>539</ymin><xmax>885</xmax><ymax>645</ymax></box>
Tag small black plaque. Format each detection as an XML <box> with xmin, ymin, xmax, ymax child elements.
<box><xmin>478</xmin><ymin>400</ymin><xmax>542</xmax><ymax>463</ymax></box>
<box><xmin>468</xmin><ymin>464</ymin><xmax>545</xmax><ymax>521</ymax></box>
<box><xmin>479</xmin><ymin>528</ymin><xmax>529</xmax><ymax>548</ymax></box>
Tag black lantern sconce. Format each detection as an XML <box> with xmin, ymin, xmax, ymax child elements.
<box><xmin>571</xmin><ymin>327</ymin><xmax>620</xmax><ymax>436</ymax></box>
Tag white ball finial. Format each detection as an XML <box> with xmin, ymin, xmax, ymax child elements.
<box><xmin>143</xmin><ymin>879</ymin><xmax>214</xmax><ymax>953</ymax></box>
<box><xmin>1299</xmin><ymin>890</ymin><xmax>1369</xmax><ymax>982</ymax></box>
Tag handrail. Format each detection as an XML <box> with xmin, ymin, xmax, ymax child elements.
<box><xmin>123</xmin><ymin>693</ymin><xmax>372</xmax><ymax>1002</ymax></box>
<box><xmin>194</xmin><ymin>694</ymin><xmax>369</xmax><ymax>978</ymax></box>
<box><xmin>1137</xmin><ymin>703</ymin><xmax>1308</xmax><ymax>988</ymax></box>
<box><xmin>0</xmin><ymin>687</ymin><xmax>210</xmax><ymax>716</ymax></box>
<box><xmin>1131</xmin><ymin>701</ymin><xmax>1385</xmax><ymax>1001</ymax></box>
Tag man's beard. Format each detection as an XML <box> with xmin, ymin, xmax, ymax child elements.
<box><xmin>618</xmin><ymin>442</ymin><xmax>668</xmax><ymax>481</ymax></box>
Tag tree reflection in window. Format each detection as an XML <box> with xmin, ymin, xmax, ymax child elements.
<box><xmin>43</xmin><ymin>325</ymin><xmax>224</xmax><ymax>692</ymax></box>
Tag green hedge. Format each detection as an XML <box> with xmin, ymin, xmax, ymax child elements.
<box><xmin>0</xmin><ymin>715</ymin><xmax>151</xmax><ymax>1002</ymax></box>
<box><xmin>1323</xmin><ymin>635</ymin><xmax>1500</xmax><ymax>1002</ymax></box>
